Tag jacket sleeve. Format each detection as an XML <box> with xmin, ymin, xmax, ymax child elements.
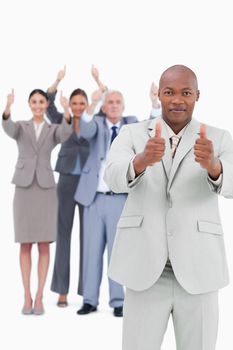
<box><xmin>79</xmin><ymin>113</ymin><xmax>98</xmax><ymax>140</ymax></box>
<box><xmin>2</xmin><ymin>115</ymin><xmax>20</xmax><ymax>140</ymax></box>
<box><xmin>46</xmin><ymin>92</ymin><xmax>63</xmax><ymax>124</ymax></box>
<box><xmin>208</xmin><ymin>130</ymin><xmax>233</xmax><ymax>198</ymax></box>
<box><xmin>104</xmin><ymin>125</ymin><xmax>142</xmax><ymax>193</ymax></box>
<box><xmin>54</xmin><ymin>116</ymin><xmax>73</xmax><ymax>144</ymax></box>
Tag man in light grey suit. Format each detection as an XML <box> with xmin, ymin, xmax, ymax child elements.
<box><xmin>104</xmin><ymin>65</ymin><xmax>233</xmax><ymax>349</ymax></box>
<box><xmin>75</xmin><ymin>90</ymin><xmax>161</xmax><ymax>317</ymax></box>
<box><xmin>74</xmin><ymin>90</ymin><xmax>136</xmax><ymax>317</ymax></box>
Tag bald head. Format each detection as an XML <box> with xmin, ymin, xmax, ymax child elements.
<box><xmin>158</xmin><ymin>64</ymin><xmax>200</xmax><ymax>133</ymax></box>
<box><xmin>159</xmin><ymin>65</ymin><xmax>198</xmax><ymax>90</ymax></box>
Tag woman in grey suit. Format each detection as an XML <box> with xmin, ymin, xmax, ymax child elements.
<box><xmin>2</xmin><ymin>89</ymin><xmax>72</xmax><ymax>315</ymax></box>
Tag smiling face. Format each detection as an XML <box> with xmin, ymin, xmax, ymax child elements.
<box><xmin>158</xmin><ymin>65</ymin><xmax>200</xmax><ymax>132</ymax></box>
<box><xmin>69</xmin><ymin>94</ymin><xmax>88</xmax><ymax>118</ymax></box>
<box><xmin>28</xmin><ymin>93</ymin><xmax>49</xmax><ymax>118</ymax></box>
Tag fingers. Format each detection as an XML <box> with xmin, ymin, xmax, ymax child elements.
<box><xmin>199</xmin><ymin>123</ymin><xmax>206</xmax><ymax>139</ymax></box>
<box><xmin>155</xmin><ymin>121</ymin><xmax>162</xmax><ymax>138</ymax></box>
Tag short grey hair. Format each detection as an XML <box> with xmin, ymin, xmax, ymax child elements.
<box><xmin>102</xmin><ymin>90</ymin><xmax>125</xmax><ymax>108</ymax></box>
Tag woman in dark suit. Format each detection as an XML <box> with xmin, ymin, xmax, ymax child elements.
<box><xmin>46</xmin><ymin>66</ymin><xmax>105</xmax><ymax>308</ymax></box>
<box><xmin>2</xmin><ymin>89</ymin><xmax>72</xmax><ymax>315</ymax></box>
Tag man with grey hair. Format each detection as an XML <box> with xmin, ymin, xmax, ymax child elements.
<box><xmin>75</xmin><ymin>89</ymin><xmax>160</xmax><ymax>316</ymax></box>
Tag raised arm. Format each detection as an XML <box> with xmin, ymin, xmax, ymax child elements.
<box><xmin>149</xmin><ymin>82</ymin><xmax>161</xmax><ymax>119</ymax></box>
<box><xmin>91</xmin><ymin>65</ymin><xmax>108</xmax><ymax>92</ymax></box>
<box><xmin>79</xmin><ymin>89</ymin><xmax>103</xmax><ymax>140</ymax></box>
<box><xmin>46</xmin><ymin>66</ymin><xmax>66</xmax><ymax>124</ymax></box>
<box><xmin>2</xmin><ymin>89</ymin><xmax>20</xmax><ymax>139</ymax></box>
<box><xmin>54</xmin><ymin>91</ymin><xmax>72</xmax><ymax>144</ymax></box>
<box><xmin>47</xmin><ymin>66</ymin><xmax>66</xmax><ymax>94</ymax></box>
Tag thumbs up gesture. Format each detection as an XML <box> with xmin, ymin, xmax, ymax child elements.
<box><xmin>194</xmin><ymin>124</ymin><xmax>222</xmax><ymax>179</ymax></box>
<box><xmin>3</xmin><ymin>89</ymin><xmax>14</xmax><ymax>119</ymax></box>
<box><xmin>133</xmin><ymin>121</ymin><xmax>165</xmax><ymax>175</ymax></box>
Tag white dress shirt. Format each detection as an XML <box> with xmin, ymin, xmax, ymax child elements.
<box><xmin>33</xmin><ymin>121</ymin><xmax>45</xmax><ymax>140</ymax></box>
<box><xmin>97</xmin><ymin>119</ymin><xmax>121</xmax><ymax>192</ymax></box>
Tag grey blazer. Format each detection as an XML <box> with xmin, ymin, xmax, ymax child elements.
<box><xmin>2</xmin><ymin>116</ymin><xmax>72</xmax><ymax>188</ymax></box>
<box><xmin>46</xmin><ymin>92</ymin><xmax>89</xmax><ymax>174</ymax></box>
<box><xmin>104</xmin><ymin>118</ymin><xmax>233</xmax><ymax>294</ymax></box>
<box><xmin>74</xmin><ymin>114</ymin><xmax>138</xmax><ymax>207</ymax></box>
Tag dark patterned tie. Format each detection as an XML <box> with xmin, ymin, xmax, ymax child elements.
<box><xmin>110</xmin><ymin>126</ymin><xmax>118</xmax><ymax>144</ymax></box>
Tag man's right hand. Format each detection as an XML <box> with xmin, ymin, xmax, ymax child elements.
<box><xmin>133</xmin><ymin>121</ymin><xmax>165</xmax><ymax>175</ymax></box>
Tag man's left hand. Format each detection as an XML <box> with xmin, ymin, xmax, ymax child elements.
<box><xmin>194</xmin><ymin>124</ymin><xmax>222</xmax><ymax>180</ymax></box>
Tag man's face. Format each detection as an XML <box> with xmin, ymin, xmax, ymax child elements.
<box><xmin>102</xmin><ymin>92</ymin><xmax>124</xmax><ymax>124</ymax></box>
<box><xmin>158</xmin><ymin>69</ymin><xmax>200</xmax><ymax>129</ymax></box>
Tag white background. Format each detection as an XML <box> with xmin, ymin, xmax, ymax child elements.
<box><xmin>0</xmin><ymin>0</ymin><xmax>233</xmax><ymax>349</ymax></box>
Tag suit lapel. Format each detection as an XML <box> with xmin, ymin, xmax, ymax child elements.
<box><xmin>102</xmin><ymin>118</ymin><xmax>109</xmax><ymax>156</ymax></box>
<box><xmin>147</xmin><ymin>118</ymin><xmax>172</xmax><ymax>180</ymax></box>
<box><xmin>167</xmin><ymin>119</ymin><xmax>200</xmax><ymax>190</ymax></box>
<box><xmin>26</xmin><ymin>120</ymin><xmax>38</xmax><ymax>153</ymax></box>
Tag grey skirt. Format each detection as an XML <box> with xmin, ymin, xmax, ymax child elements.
<box><xmin>13</xmin><ymin>177</ymin><xmax>58</xmax><ymax>243</ymax></box>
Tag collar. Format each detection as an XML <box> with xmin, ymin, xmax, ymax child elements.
<box><xmin>162</xmin><ymin>119</ymin><xmax>189</xmax><ymax>139</ymax></box>
<box><xmin>105</xmin><ymin>118</ymin><xmax>121</xmax><ymax>130</ymax></box>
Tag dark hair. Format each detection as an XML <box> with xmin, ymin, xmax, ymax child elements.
<box><xmin>69</xmin><ymin>88</ymin><xmax>88</xmax><ymax>102</ymax></box>
<box><xmin>28</xmin><ymin>89</ymin><xmax>49</xmax><ymax>101</ymax></box>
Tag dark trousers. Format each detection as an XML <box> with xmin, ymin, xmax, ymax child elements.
<box><xmin>51</xmin><ymin>174</ymin><xmax>84</xmax><ymax>295</ymax></box>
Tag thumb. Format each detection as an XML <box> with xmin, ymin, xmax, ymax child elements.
<box><xmin>155</xmin><ymin>121</ymin><xmax>162</xmax><ymax>138</ymax></box>
<box><xmin>199</xmin><ymin>123</ymin><xmax>206</xmax><ymax>139</ymax></box>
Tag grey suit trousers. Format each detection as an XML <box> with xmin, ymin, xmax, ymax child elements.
<box><xmin>123</xmin><ymin>265</ymin><xmax>218</xmax><ymax>350</ymax></box>
<box><xmin>51</xmin><ymin>174</ymin><xmax>84</xmax><ymax>295</ymax></box>
<box><xmin>82</xmin><ymin>192</ymin><xmax>125</xmax><ymax>307</ymax></box>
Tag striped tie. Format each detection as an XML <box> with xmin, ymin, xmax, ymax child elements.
<box><xmin>170</xmin><ymin>135</ymin><xmax>180</xmax><ymax>158</ymax></box>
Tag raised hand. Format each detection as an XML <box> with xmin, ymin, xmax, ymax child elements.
<box><xmin>85</xmin><ymin>89</ymin><xmax>103</xmax><ymax>116</ymax></box>
<box><xmin>194</xmin><ymin>124</ymin><xmax>222</xmax><ymax>179</ymax></box>
<box><xmin>91</xmin><ymin>65</ymin><xmax>107</xmax><ymax>92</ymax></box>
<box><xmin>150</xmin><ymin>82</ymin><xmax>160</xmax><ymax>108</ymax></box>
<box><xmin>91</xmin><ymin>89</ymin><xmax>104</xmax><ymax>104</ymax></box>
<box><xmin>91</xmin><ymin>65</ymin><xmax>99</xmax><ymax>82</ymax></box>
<box><xmin>47</xmin><ymin>66</ymin><xmax>66</xmax><ymax>93</ymax></box>
<box><xmin>59</xmin><ymin>91</ymin><xmax>70</xmax><ymax>122</ymax></box>
<box><xmin>133</xmin><ymin>121</ymin><xmax>165</xmax><ymax>175</ymax></box>
<box><xmin>57</xmin><ymin>65</ymin><xmax>66</xmax><ymax>82</ymax></box>
<box><xmin>3</xmin><ymin>89</ymin><xmax>15</xmax><ymax>118</ymax></box>
<box><xmin>143</xmin><ymin>121</ymin><xmax>165</xmax><ymax>165</ymax></box>
<box><xmin>6</xmin><ymin>88</ymin><xmax>15</xmax><ymax>107</ymax></box>
<box><xmin>59</xmin><ymin>91</ymin><xmax>69</xmax><ymax>109</ymax></box>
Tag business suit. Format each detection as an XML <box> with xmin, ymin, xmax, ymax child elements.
<box><xmin>46</xmin><ymin>92</ymin><xmax>89</xmax><ymax>295</ymax></box>
<box><xmin>2</xmin><ymin>115</ymin><xmax>72</xmax><ymax>243</ymax></box>
<box><xmin>104</xmin><ymin>117</ymin><xmax>233</xmax><ymax>349</ymax></box>
<box><xmin>74</xmin><ymin>114</ymin><xmax>137</xmax><ymax>309</ymax></box>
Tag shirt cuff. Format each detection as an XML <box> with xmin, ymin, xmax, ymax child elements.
<box><xmin>127</xmin><ymin>156</ymin><xmax>137</xmax><ymax>182</ymax></box>
<box><xmin>208</xmin><ymin>173</ymin><xmax>223</xmax><ymax>186</ymax></box>
<box><xmin>82</xmin><ymin>111</ymin><xmax>93</xmax><ymax>122</ymax></box>
<box><xmin>151</xmin><ymin>107</ymin><xmax>161</xmax><ymax>118</ymax></box>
